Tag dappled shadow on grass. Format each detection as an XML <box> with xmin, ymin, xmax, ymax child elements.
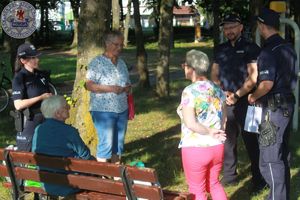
<box><xmin>290</xmin><ymin>131</ymin><xmax>300</xmax><ymax>200</ymax></box>
<box><xmin>123</xmin><ymin>124</ymin><xmax>183</xmax><ymax>188</ymax></box>
<box><xmin>290</xmin><ymin>170</ymin><xmax>300</xmax><ymax>200</ymax></box>
<box><xmin>39</xmin><ymin>55</ymin><xmax>76</xmax><ymax>84</ymax></box>
<box><xmin>133</xmin><ymin>87</ymin><xmax>181</xmax><ymax>116</ymax></box>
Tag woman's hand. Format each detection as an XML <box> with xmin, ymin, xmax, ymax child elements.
<box><xmin>124</xmin><ymin>84</ymin><xmax>131</xmax><ymax>94</ymax></box>
<box><xmin>208</xmin><ymin>128</ymin><xmax>227</xmax><ymax>143</ymax></box>
<box><xmin>110</xmin><ymin>86</ymin><xmax>125</xmax><ymax>94</ymax></box>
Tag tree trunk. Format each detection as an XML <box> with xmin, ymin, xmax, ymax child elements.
<box><xmin>70</xmin><ymin>0</ymin><xmax>80</xmax><ymax>47</ymax></box>
<box><xmin>39</xmin><ymin>3</ymin><xmax>45</xmax><ymax>43</ymax></box>
<box><xmin>112</xmin><ymin>0</ymin><xmax>120</xmax><ymax>30</ymax></box>
<box><xmin>0</xmin><ymin>0</ymin><xmax>10</xmax><ymax>47</ymax></box>
<box><xmin>156</xmin><ymin>0</ymin><xmax>174</xmax><ymax>97</ymax></box>
<box><xmin>212</xmin><ymin>0</ymin><xmax>220</xmax><ymax>46</ymax></box>
<box><xmin>123</xmin><ymin>0</ymin><xmax>132</xmax><ymax>47</ymax></box>
<box><xmin>45</xmin><ymin>6</ymin><xmax>50</xmax><ymax>44</ymax></box>
<box><xmin>9</xmin><ymin>38</ymin><xmax>24</xmax><ymax>74</ymax></box>
<box><xmin>250</xmin><ymin>0</ymin><xmax>264</xmax><ymax>39</ymax></box>
<box><xmin>133</xmin><ymin>0</ymin><xmax>150</xmax><ymax>88</ymax></box>
<box><xmin>119</xmin><ymin>0</ymin><xmax>124</xmax><ymax>29</ymax></box>
<box><xmin>292</xmin><ymin>0</ymin><xmax>300</xmax><ymax>27</ymax></box>
<box><xmin>69</xmin><ymin>0</ymin><xmax>111</xmax><ymax>154</ymax></box>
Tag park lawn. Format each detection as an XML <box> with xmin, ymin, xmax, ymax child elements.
<box><xmin>0</xmin><ymin>41</ymin><xmax>300</xmax><ymax>199</ymax></box>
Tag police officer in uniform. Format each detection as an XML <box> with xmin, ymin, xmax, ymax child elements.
<box><xmin>12</xmin><ymin>43</ymin><xmax>53</xmax><ymax>152</ymax></box>
<box><xmin>211</xmin><ymin>14</ymin><xmax>266</xmax><ymax>191</ymax></box>
<box><xmin>248</xmin><ymin>8</ymin><xmax>298</xmax><ymax>200</ymax></box>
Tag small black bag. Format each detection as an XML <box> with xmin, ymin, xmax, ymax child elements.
<box><xmin>258</xmin><ymin>111</ymin><xmax>278</xmax><ymax>146</ymax></box>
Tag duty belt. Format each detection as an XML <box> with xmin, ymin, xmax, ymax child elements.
<box><xmin>267</xmin><ymin>93</ymin><xmax>295</xmax><ymax>111</ymax></box>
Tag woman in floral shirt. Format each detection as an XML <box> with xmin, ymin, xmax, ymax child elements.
<box><xmin>86</xmin><ymin>30</ymin><xmax>131</xmax><ymax>164</ymax></box>
<box><xmin>177</xmin><ymin>50</ymin><xmax>227</xmax><ymax>200</ymax></box>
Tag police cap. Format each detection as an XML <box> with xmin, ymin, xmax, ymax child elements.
<box><xmin>17</xmin><ymin>43</ymin><xmax>41</xmax><ymax>58</ymax></box>
<box><xmin>219</xmin><ymin>14</ymin><xmax>242</xmax><ymax>26</ymax></box>
<box><xmin>256</xmin><ymin>8</ymin><xmax>280</xmax><ymax>29</ymax></box>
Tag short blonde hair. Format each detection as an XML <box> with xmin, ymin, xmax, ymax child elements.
<box><xmin>41</xmin><ymin>95</ymin><xmax>66</xmax><ymax>118</ymax></box>
<box><xmin>186</xmin><ymin>50</ymin><xmax>209</xmax><ymax>76</ymax></box>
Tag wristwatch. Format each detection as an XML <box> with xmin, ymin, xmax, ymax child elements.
<box><xmin>233</xmin><ymin>92</ymin><xmax>240</xmax><ymax>100</ymax></box>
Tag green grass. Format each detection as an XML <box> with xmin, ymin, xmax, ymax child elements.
<box><xmin>1</xmin><ymin>41</ymin><xmax>300</xmax><ymax>199</ymax></box>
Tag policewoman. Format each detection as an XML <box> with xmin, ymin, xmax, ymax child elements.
<box><xmin>248</xmin><ymin>8</ymin><xmax>298</xmax><ymax>200</ymax></box>
<box><xmin>12</xmin><ymin>43</ymin><xmax>53</xmax><ymax>151</ymax></box>
<box><xmin>211</xmin><ymin>14</ymin><xmax>265</xmax><ymax>191</ymax></box>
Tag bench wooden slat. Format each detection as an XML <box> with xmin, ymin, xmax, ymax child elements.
<box><xmin>126</xmin><ymin>165</ymin><xmax>158</xmax><ymax>183</ymax></box>
<box><xmin>0</xmin><ymin>165</ymin><xmax>8</xmax><ymax>176</ymax></box>
<box><xmin>75</xmin><ymin>191</ymin><xmax>126</xmax><ymax>200</ymax></box>
<box><xmin>132</xmin><ymin>184</ymin><xmax>163</xmax><ymax>199</ymax></box>
<box><xmin>3</xmin><ymin>183</ymin><xmax>126</xmax><ymax>200</ymax></box>
<box><xmin>9</xmin><ymin>151</ymin><xmax>121</xmax><ymax>177</ymax></box>
<box><xmin>15</xmin><ymin>167</ymin><xmax>127</xmax><ymax>195</ymax></box>
<box><xmin>0</xmin><ymin>149</ymin><xmax>5</xmax><ymax>160</ymax></box>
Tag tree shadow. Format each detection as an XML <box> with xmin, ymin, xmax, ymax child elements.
<box><xmin>290</xmin><ymin>130</ymin><xmax>300</xmax><ymax>200</ymax></box>
<box><xmin>290</xmin><ymin>170</ymin><xmax>300</xmax><ymax>200</ymax></box>
<box><xmin>123</xmin><ymin>124</ymin><xmax>183</xmax><ymax>188</ymax></box>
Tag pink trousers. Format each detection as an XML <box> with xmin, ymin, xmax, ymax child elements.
<box><xmin>181</xmin><ymin>145</ymin><xmax>227</xmax><ymax>200</ymax></box>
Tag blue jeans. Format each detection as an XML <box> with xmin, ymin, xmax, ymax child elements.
<box><xmin>90</xmin><ymin>110</ymin><xmax>128</xmax><ymax>159</ymax></box>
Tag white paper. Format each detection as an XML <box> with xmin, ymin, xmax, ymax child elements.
<box><xmin>244</xmin><ymin>105</ymin><xmax>262</xmax><ymax>134</ymax></box>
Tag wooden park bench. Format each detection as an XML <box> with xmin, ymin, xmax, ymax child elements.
<box><xmin>0</xmin><ymin>148</ymin><xmax>193</xmax><ymax>200</ymax></box>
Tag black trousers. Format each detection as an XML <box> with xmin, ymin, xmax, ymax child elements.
<box><xmin>259</xmin><ymin>105</ymin><xmax>293</xmax><ymax>200</ymax></box>
<box><xmin>223</xmin><ymin>96</ymin><xmax>265</xmax><ymax>185</ymax></box>
<box><xmin>16</xmin><ymin>113</ymin><xmax>44</xmax><ymax>151</ymax></box>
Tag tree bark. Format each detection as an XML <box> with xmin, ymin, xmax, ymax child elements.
<box><xmin>39</xmin><ymin>3</ymin><xmax>45</xmax><ymax>43</ymax></box>
<box><xmin>293</xmin><ymin>0</ymin><xmax>300</xmax><ymax>27</ymax></box>
<box><xmin>112</xmin><ymin>0</ymin><xmax>120</xmax><ymax>30</ymax></box>
<box><xmin>133</xmin><ymin>0</ymin><xmax>150</xmax><ymax>88</ymax></box>
<box><xmin>212</xmin><ymin>0</ymin><xmax>220</xmax><ymax>46</ymax></box>
<box><xmin>156</xmin><ymin>0</ymin><xmax>174</xmax><ymax>97</ymax></box>
<box><xmin>250</xmin><ymin>0</ymin><xmax>264</xmax><ymax>39</ymax></box>
<box><xmin>123</xmin><ymin>0</ymin><xmax>132</xmax><ymax>47</ymax></box>
<box><xmin>69</xmin><ymin>0</ymin><xmax>111</xmax><ymax>154</ymax></box>
<box><xmin>70</xmin><ymin>0</ymin><xmax>80</xmax><ymax>47</ymax></box>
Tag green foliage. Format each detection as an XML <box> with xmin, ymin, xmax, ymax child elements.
<box><xmin>63</xmin><ymin>94</ymin><xmax>77</xmax><ymax>107</ymax></box>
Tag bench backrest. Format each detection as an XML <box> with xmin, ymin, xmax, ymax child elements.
<box><xmin>0</xmin><ymin>149</ymin><xmax>169</xmax><ymax>200</ymax></box>
<box><xmin>0</xmin><ymin>149</ymin><xmax>193</xmax><ymax>199</ymax></box>
<box><xmin>0</xmin><ymin>149</ymin><xmax>128</xmax><ymax>197</ymax></box>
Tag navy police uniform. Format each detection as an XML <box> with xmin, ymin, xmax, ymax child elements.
<box><xmin>12</xmin><ymin>67</ymin><xmax>52</xmax><ymax>151</ymax></box>
<box><xmin>256</xmin><ymin>34</ymin><xmax>297</xmax><ymax>200</ymax></box>
<box><xmin>213</xmin><ymin>36</ymin><xmax>265</xmax><ymax>186</ymax></box>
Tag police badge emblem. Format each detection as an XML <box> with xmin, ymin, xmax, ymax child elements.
<box><xmin>1</xmin><ymin>1</ymin><xmax>36</xmax><ymax>39</ymax></box>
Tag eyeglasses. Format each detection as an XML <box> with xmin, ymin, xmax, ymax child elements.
<box><xmin>111</xmin><ymin>42</ymin><xmax>124</xmax><ymax>48</ymax></box>
<box><xmin>181</xmin><ymin>63</ymin><xmax>188</xmax><ymax>69</ymax></box>
<box><xmin>181</xmin><ymin>62</ymin><xmax>194</xmax><ymax>70</ymax></box>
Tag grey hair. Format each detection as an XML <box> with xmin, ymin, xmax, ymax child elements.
<box><xmin>186</xmin><ymin>49</ymin><xmax>210</xmax><ymax>76</ymax></box>
<box><xmin>103</xmin><ymin>30</ymin><xmax>124</xmax><ymax>48</ymax></box>
<box><xmin>41</xmin><ymin>95</ymin><xmax>66</xmax><ymax>118</ymax></box>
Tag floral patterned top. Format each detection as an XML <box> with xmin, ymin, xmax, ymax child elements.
<box><xmin>177</xmin><ymin>80</ymin><xmax>226</xmax><ymax>148</ymax></box>
<box><xmin>86</xmin><ymin>55</ymin><xmax>130</xmax><ymax>113</ymax></box>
